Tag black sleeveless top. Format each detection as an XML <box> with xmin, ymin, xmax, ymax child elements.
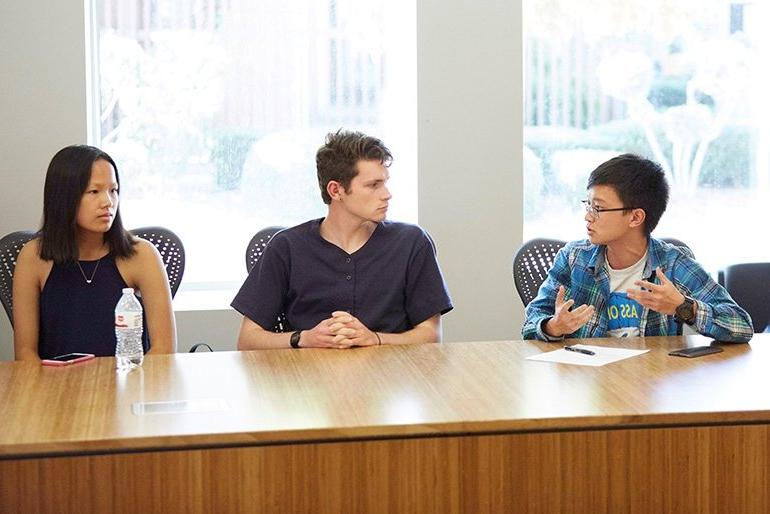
<box><xmin>39</xmin><ymin>253</ymin><xmax>150</xmax><ymax>359</ymax></box>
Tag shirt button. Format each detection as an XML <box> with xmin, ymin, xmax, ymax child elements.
<box><xmin>346</xmin><ymin>275</ymin><xmax>351</xmax><ymax>280</ymax></box>
<box><xmin>346</xmin><ymin>257</ymin><xmax>351</xmax><ymax>263</ymax></box>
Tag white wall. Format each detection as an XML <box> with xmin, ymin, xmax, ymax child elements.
<box><xmin>418</xmin><ymin>0</ymin><xmax>523</xmax><ymax>342</ymax></box>
<box><xmin>0</xmin><ymin>0</ymin><xmax>525</xmax><ymax>359</ymax></box>
<box><xmin>0</xmin><ymin>1</ymin><xmax>89</xmax><ymax>359</ymax></box>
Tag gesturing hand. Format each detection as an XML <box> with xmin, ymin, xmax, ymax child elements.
<box><xmin>626</xmin><ymin>266</ymin><xmax>685</xmax><ymax>316</ymax></box>
<box><xmin>544</xmin><ymin>286</ymin><xmax>595</xmax><ymax>337</ymax></box>
<box><xmin>328</xmin><ymin>311</ymin><xmax>379</xmax><ymax>348</ymax></box>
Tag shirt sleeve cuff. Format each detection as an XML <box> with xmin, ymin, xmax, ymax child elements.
<box><xmin>691</xmin><ymin>298</ymin><xmax>711</xmax><ymax>333</ymax></box>
<box><xmin>538</xmin><ymin>317</ymin><xmax>565</xmax><ymax>342</ymax></box>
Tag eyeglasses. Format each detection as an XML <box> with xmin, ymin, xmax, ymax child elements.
<box><xmin>581</xmin><ymin>200</ymin><xmax>636</xmax><ymax>219</ymax></box>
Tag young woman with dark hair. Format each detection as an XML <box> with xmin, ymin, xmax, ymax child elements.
<box><xmin>13</xmin><ymin>145</ymin><xmax>176</xmax><ymax>361</ymax></box>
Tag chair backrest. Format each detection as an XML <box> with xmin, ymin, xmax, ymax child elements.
<box><xmin>0</xmin><ymin>231</ymin><xmax>37</xmax><ymax>326</ymax></box>
<box><xmin>512</xmin><ymin>238</ymin><xmax>566</xmax><ymax>306</ymax></box>
<box><xmin>720</xmin><ymin>263</ymin><xmax>770</xmax><ymax>333</ymax></box>
<box><xmin>130</xmin><ymin>226</ymin><xmax>185</xmax><ymax>298</ymax></box>
<box><xmin>661</xmin><ymin>237</ymin><xmax>694</xmax><ymax>258</ymax></box>
<box><xmin>244</xmin><ymin>226</ymin><xmax>290</xmax><ymax>332</ymax></box>
<box><xmin>0</xmin><ymin>227</ymin><xmax>184</xmax><ymax>327</ymax></box>
<box><xmin>245</xmin><ymin>226</ymin><xmax>285</xmax><ymax>273</ymax></box>
<box><xmin>512</xmin><ymin>237</ymin><xmax>694</xmax><ymax>307</ymax></box>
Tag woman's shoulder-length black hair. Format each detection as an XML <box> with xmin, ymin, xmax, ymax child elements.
<box><xmin>39</xmin><ymin>145</ymin><xmax>136</xmax><ymax>263</ymax></box>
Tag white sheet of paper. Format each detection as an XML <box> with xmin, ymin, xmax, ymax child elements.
<box><xmin>526</xmin><ymin>344</ymin><xmax>649</xmax><ymax>367</ymax></box>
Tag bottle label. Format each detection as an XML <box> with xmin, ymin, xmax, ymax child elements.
<box><xmin>115</xmin><ymin>312</ymin><xmax>142</xmax><ymax>329</ymax></box>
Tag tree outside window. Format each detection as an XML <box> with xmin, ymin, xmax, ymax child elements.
<box><xmin>524</xmin><ymin>0</ymin><xmax>770</xmax><ymax>273</ymax></box>
<box><xmin>92</xmin><ymin>0</ymin><xmax>416</xmax><ymax>296</ymax></box>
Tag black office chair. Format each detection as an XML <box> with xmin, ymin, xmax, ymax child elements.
<box><xmin>718</xmin><ymin>263</ymin><xmax>770</xmax><ymax>333</ymax></box>
<box><xmin>512</xmin><ymin>238</ymin><xmax>566</xmax><ymax>306</ymax></box>
<box><xmin>130</xmin><ymin>227</ymin><xmax>193</xmax><ymax>351</ymax></box>
<box><xmin>0</xmin><ymin>227</ymin><xmax>184</xmax><ymax>326</ymax></box>
<box><xmin>130</xmin><ymin>226</ymin><xmax>185</xmax><ymax>299</ymax></box>
<box><xmin>130</xmin><ymin>227</ymin><xmax>210</xmax><ymax>352</ymax></box>
<box><xmin>0</xmin><ymin>231</ymin><xmax>38</xmax><ymax>326</ymax></box>
<box><xmin>245</xmin><ymin>226</ymin><xmax>290</xmax><ymax>332</ymax></box>
<box><xmin>660</xmin><ymin>237</ymin><xmax>694</xmax><ymax>258</ymax></box>
<box><xmin>245</xmin><ymin>226</ymin><xmax>285</xmax><ymax>273</ymax></box>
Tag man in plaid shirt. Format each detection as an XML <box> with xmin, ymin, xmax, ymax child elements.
<box><xmin>522</xmin><ymin>154</ymin><xmax>753</xmax><ymax>342</ymax></box>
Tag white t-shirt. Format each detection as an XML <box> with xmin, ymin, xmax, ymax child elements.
<box><xmin>605</xmin><ymin>252</ymin><xmax>647</xmax><ymax>338</ymax></box>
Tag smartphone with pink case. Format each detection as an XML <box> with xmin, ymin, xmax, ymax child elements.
<box><xmin>41</xmin><ymin>353</ymin><xmax>96</xmax><ymax>366</ymax></box>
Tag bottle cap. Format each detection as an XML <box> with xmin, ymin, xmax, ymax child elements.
<box><xmin>122</xmin><ymin>288</ymin><xmax>134</xmax><ymax>294</ymax></box>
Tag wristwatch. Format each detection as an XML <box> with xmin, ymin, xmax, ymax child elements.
<box><xmin>675</xmin><ymin>296</ymin><xmax>696</xmax><ymax>325</ymax></box>
<box><xmin>290</xmin><ymin>330</ymin><xmax>302</xmax><ymax>348</ymax></box>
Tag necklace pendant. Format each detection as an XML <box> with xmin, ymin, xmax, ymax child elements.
<box><xmin>77</xmin><ymin>257</ymin><xmax>102</xmax><ymax>285</ymax></box>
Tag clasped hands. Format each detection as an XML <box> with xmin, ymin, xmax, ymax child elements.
<box><xmin>545</xmin><ymin>267</ymin><xmax>684</xmax><ymax>337</ymax></box>
<box><xmin>302</xmin><ymin>311</ymin><xmax>379</xmax><ymax>349</ymax></box>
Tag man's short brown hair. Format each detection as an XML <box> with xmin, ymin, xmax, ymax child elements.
<box><xmin>316</xmin><ymin>129</ymin><xmax>392</xmax><ymax>204</ymax></box>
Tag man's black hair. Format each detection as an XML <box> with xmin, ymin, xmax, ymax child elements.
<box><xmin>587</xmin><ymin>153</ymin><xmax>669</xmax><ymax>236</ymax></box>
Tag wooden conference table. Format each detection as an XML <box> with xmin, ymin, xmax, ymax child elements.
<box><xmin>1</xmin><ymin>334</ymin><xmax>769</xmax><ymax>513</ymax></box>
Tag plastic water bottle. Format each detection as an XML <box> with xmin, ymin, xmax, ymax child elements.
<box><xmin>115</xmin><ymin>288</ymin><xmax>144</xmax><ymax>371</ymax></box>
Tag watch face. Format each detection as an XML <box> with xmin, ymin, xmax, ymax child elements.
<box><xmin>676</xmin><ymin>298</ymin><xmax>695</xmax><ymax>321</ymax></box>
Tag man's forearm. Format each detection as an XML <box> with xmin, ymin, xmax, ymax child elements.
<box><xmin>237</xmin><ymin>323</ymin><xmax>293</xmax><ymax>350</ymax></box>
<box><xmin>377</xmin><ymin>323</ymin><xmax>440</xmax><ymax>345</ymax></box>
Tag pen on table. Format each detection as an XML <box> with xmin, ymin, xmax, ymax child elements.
<box><xmin>564</xmin><ymin>345</ymin><xmax>595</xmax><ymax>356</ymax></box>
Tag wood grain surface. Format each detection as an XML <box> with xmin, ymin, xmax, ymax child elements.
<box><xmin>1</xmin><ymin>334</ymin><xmax>768</xmax><ymax>512</ymax></box>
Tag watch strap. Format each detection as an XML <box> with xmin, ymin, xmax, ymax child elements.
<box><xmin>675</xmin><ymin>296</ymin><xmax>696</xmax><ymax>325</ymax></box>
<box><xmin>290</xmin><ymin>330</ymin><xmax>302</xmax><ymax>348</ymax></box>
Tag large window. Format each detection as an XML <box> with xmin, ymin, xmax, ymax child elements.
<box><xmin>523</xmin><ymin>0</ymin><xmax>769</xmax><ymax>273</ymax></box>
<box><xmin>90</xmin><ymin>0</ymin><xmax>416</xmax><ymax>302</ymax></box>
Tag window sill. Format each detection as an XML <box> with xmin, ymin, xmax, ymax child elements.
<box><xmin>172</xmin><ymin>284</ymin><xmax>239</xmax><ymax>312</ymax></box>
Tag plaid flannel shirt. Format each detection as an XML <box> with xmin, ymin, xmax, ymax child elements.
<box><xmin>522</xmin><ymin>238</ymin><xmax>753</xmax><ymax>343</ymax></box>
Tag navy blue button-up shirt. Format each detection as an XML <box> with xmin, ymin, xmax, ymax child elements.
<box><xmin>232</xmin><ymin>219</ymin><xmax>453</xmax><ymax>333</ymax></box>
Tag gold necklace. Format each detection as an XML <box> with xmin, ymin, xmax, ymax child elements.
<box><xmin>76</xmin><ymin>258</ymin><xmax>102</xmax><ymax>284</ymax></box>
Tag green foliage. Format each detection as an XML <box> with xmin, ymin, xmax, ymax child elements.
<box><xmin>699</xmin><ymin>125</ymin><xmax>752</xmax><ymax>188</ymax></box>
<box><xmin>525</xmin><ymin>120</ymin><xmax>652</xmax><ymax>190</ymax></box>
<box><xmin>210</xmin><ymin>129</ymin><xmax>260</xmax><ymax>190</ymax></box>
<box><xmin>525</xmin><ymin>120</ymin><xmax>751</xmax><ymax>190</ymax></box>
<box><xmin>648</xmin><ymin>76</ymin><xmax>688</xmax><ymax>109</ymax></box>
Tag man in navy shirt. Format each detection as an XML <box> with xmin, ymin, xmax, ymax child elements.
<box><xmin>232</xmin><ymin>130</ymin><xmax>453</xmax><ymax>349</ymax></box>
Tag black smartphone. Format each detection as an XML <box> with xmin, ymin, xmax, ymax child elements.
<box><xmin>668</xmin><ymin>346</ymin><xmax>724</xmax><ymax>358</ymax></box>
